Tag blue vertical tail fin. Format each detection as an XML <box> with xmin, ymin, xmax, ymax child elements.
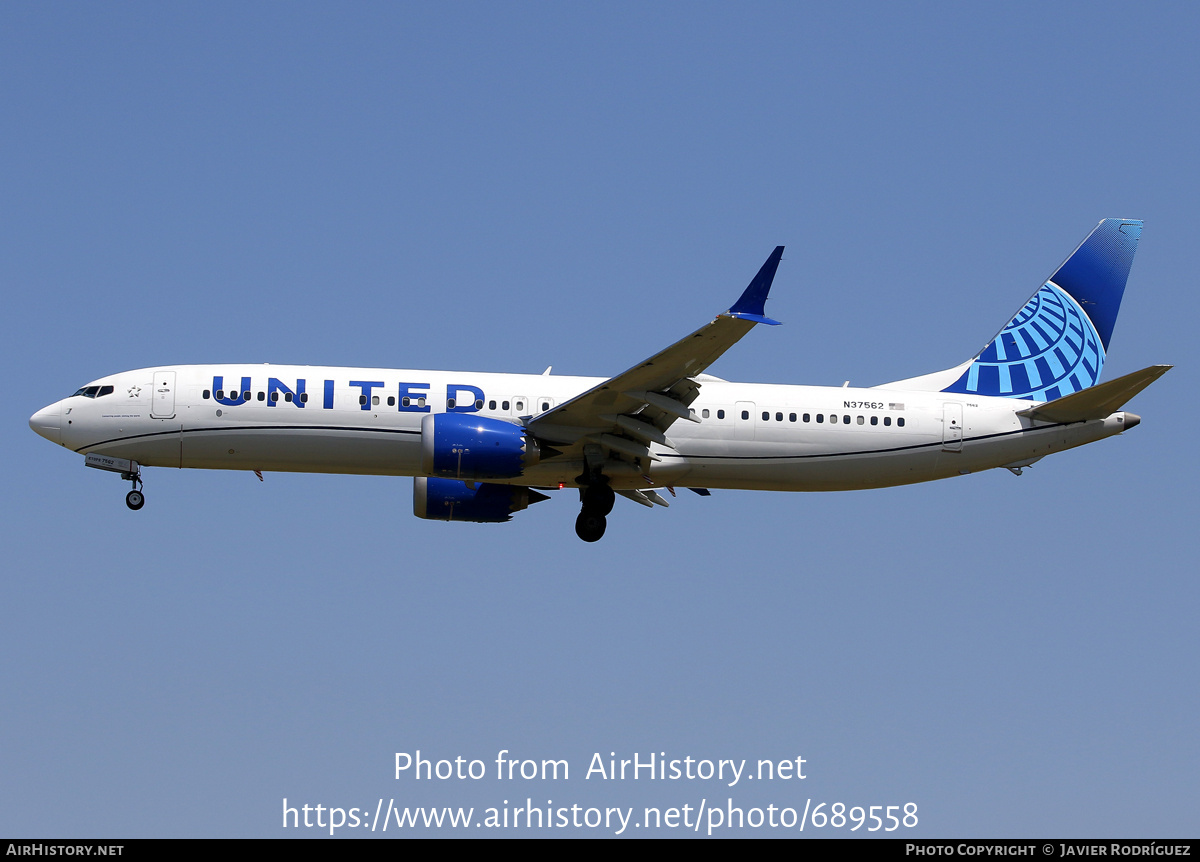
<box><xmin>933</xmin><ymin>219</ymin><xmax>1142</xmax><ymax>401</ymax></box>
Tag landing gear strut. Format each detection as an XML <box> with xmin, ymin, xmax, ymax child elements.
<box><xmin>574</xmin><ymin>481</ymin><xmax>615</xmax><ymax>542</ymax></box>
<box><xmin>123</xmin><ymin>467</ymin><xmax>144</xmax><ymax>510</ymax></box>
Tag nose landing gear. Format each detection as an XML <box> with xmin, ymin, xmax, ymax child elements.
<box><xmin>122</xmin><ymin>467</ymin><xmax>144</xmax><ymax>510</ymax></box>
<box><xmin>84</xmin><ymin>454</ymin><xmax>145</xmax><ymax>511</ymax></box>
<box><xmin>574</xmin><ymin>481</ymin><xmax>615</xmax><ymax>542</ymax></box>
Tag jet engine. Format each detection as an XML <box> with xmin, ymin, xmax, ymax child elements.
<box><xmin>413</xmin><ymin>477</ymin><xmax>549</xmax><ymax>523</ymax></box>
<box><xmin>420</xmin><ymin>413</ymin><xmax>545</xmax><ymax>480</ymax></box>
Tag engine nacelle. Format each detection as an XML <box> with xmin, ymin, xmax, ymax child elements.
<box><xmin>420</xmin><ymin>413</ymin><xmax>543</xmax><ymax>480</ymax></box>
<box><xmin>413</xmin><ymin>477</ymin><xmax>550</xmax><ymax>523</ymax></box>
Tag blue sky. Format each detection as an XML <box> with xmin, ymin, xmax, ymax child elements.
<box><xmin>3</xmin><ymin>2</ymin><xmax>1197</xmax><ymax>837</ymax></box>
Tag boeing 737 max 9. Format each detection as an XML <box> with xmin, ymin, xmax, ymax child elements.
<box><xmin>30</xmin><ymin>219</ymin><xmax>1169</xmax><ymax>541</ymax></box>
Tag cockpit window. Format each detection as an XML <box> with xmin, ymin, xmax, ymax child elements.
<box><xmin>70</xmin><ymin>385</ymin><xmax>115</xmax><ymax>398</ymax></box>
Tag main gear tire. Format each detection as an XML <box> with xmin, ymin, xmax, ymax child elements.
<box><xmin>582</xmin><ymin>483</ymin><xmax>615</xmax><ymax>516</ymax></box>
<box><xmin>574</xmin><ymin>511</ymin><xmax>606</xmax><ymax>542</ymax></box>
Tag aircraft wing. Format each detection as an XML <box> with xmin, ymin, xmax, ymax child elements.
<box><xmin>527</xmin><ymin>247</ymin><xmax>784</xmax><ymax>454</ymax></box>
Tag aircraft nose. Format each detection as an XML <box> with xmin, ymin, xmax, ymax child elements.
<box><xmin>29</xmin><ymin>402</ymin><xmax>61</xmax><ymax>445</ymax></box>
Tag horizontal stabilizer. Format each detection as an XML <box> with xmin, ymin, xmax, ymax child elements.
<box><xmin>1017</xmin><ymin>365</ymin><xmax>1171</xmax><ymax>424</ymax></box>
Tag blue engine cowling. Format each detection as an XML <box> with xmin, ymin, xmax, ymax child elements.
<box><xmin>413</xmin><ymin>477</ymin><xmax>550</xmax><ymax>523</ymax></box>
<box><xmin>420</xmin><ymin>413</ymin><xmax>543</xmax><ymax>480</ymax></box>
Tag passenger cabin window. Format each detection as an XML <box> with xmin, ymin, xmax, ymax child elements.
<box><xmin>489</xmin><ymin>400</ymin><xmax>497</xmax><ymax>410</ymax></box>
<box><xmin>803</xmin><ymin>413</ymin><xmax>810</xmax><ymax>422</ymax></box>
<box><xmin>541</xmin><ymin>401</ymin><xmax>549</xmax><ymax>411</ymax></box>
<box><xmin>478</xmin><ymin>399</ymin><xmax>486</xmax><ymax>410</ymax></box>
<box><xmin>789</xmin><ymin>413</ymin><xmax>796</xmax><ymax>422</ymax></box>
<box><xmin>717</xmin><ymin>409</ymin><xmax>725</xmax><ymax>419</ymax></box>
<box><xmin>870</xmin><ymin>416</ymin><xmax>878</xmax><ymax>425</ymax></box>
<box><xmin>884</xmin><ymin>416</ymin><xmax>892</xmax><ymax>426</ymax></box>
<box><xmin>816</xmin><ymin>414</ymin><xmax>824</xmax><ymax>423</ymax></box>
<box><xmin>202</xmin><ymin>390</ymin><xmax>211</xmax><ymax>399</ymax></box>
<box><xmin>701</xmin><ymin>408</ymin><xmax>710</xmax><ymax>419</ymax></box>
<box><xmin>388</xmin><ymin>396</ymin><xmax>396</xmax><ymax>406</ymax></box>
<box><xmin>258</xmin><ymin>392</ymin><xmax>266</xmax><ymax>401</ymax></box>
<box><xmin>502</xmin><ymin>400</ymin><xmax>510</xmax><ymax>410</ymax></box>
<box><xmin>898</xmin><ymin>417</ymin><xmax>906</xmax><ymax>427</ymax></box>
<box><xmin>741</xmin><ymin>410</ymin><xmax>749</xmax><ymax>420</ymax></box>
<box><xmin>762</xmin><ymin>411</ymin><xmax>769</xmax><ymax>421</ymax></box>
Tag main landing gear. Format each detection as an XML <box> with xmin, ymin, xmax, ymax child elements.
<box><xmin>574</xmin><ymin>481</ymin><xmax>615</xmax><ymax>543</ymax></box>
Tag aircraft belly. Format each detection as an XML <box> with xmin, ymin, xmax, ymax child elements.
<box><xmin>664</xmin><ymin>419</ymin><xmax>1121</xmax><ymax>492</ymax></box>
<box><xmin>178</xmin><ymin>426</ymin><xmax>424</xmax><ymax>475</ymax></box>
<box><xmin>677</xmin><ymin>448</ymin><xmax>946</xmax><ymax>491</ymax></box>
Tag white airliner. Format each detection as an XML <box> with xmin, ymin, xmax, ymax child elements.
<box><xmin>30</xmin><ymin>219</ymin><xmax>1168</xmax><ymax>541</ymax></box>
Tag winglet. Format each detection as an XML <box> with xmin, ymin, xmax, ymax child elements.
<box><xmin>725</xmin><ymin>246</ymin><xmax>784</xmax><ymax>325</ymax></box>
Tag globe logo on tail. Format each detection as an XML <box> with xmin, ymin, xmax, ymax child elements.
<box><xmin>944</xmin><ymin>281</ymin><xmax>1105</xmax><ymax>401</ymax></box>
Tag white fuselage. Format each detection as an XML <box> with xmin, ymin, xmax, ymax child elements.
<box><xmin>32</xmin><ymin>364</ymin><xmax>1132</xmax><ymax>492</ymax></box>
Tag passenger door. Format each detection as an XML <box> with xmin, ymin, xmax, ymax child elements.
<box><xmin>151</xmin><ymin>371</ymin><xmax>176</xmax><ymax>419</ymax></box>
<box><xmin>942</xmin><ymin>402</ymin><xmax>963</xmax><ymax>452</ymax></box>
